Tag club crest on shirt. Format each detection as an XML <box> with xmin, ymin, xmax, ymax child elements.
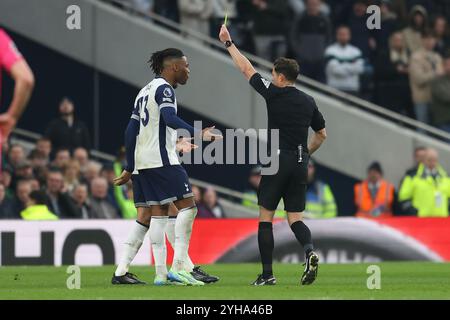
<box><xmin>163</xmin><ymin>87</ymin><xmax>173</xmax><ymax>98</ymax></box>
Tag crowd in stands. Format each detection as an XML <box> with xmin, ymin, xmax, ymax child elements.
<box><xmin>242</xmin><ymin>147</ymin><xmax>450</xmax><ymax>218</ymax></box>
<box><xmin>122</xmin><ymin>0</ymin><xmax>450</xmax><ymax>132</ymax></box>
<box><xmin>0</xmin><ymin>97</ymin><xmax>225</xmax><ymax>220</ymax></box>
<box><xmin>1</xmin><ymin>96</ymin><xmax>448</xmax><ymax>219</ymax></box>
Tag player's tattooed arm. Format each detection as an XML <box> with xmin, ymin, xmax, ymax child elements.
<box><xmin>219</xmin><ymin>24</ymin><xmax>256</xmax><ymax>80</ymax></box>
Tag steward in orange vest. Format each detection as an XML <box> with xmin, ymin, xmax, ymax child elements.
<box><xmin>354</xmin><ymin>162</ymin><xmax>395</xmax><ymax>218</ymax></box>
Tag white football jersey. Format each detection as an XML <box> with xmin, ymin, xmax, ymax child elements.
<box><xmin>133</xmin><ymin>77</ymin><xmax>180</xmax><ymax>170</ymax></box>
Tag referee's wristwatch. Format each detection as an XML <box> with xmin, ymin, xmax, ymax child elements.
<box><xmin>224</xmin><ymin>40</ymin><xmax>234</xmax><ymax>48</ymax></box>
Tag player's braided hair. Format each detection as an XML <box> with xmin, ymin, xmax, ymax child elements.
<box><xmin>148</xmin><ymin>48</ymin><xmax>184</xmax><ymax>75</ymax></box>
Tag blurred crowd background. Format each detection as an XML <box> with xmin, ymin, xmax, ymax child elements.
<box><xmin>1</xmin><ymin>0</ymin><xmax>450</xmax><ymax>220</ymax></box>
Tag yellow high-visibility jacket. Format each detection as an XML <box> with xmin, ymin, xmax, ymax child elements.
<box><xmin>399</xmin><ymin>163</ymin><xmax>450</xmax><ymax>217</ymax></box>
<box><xmin>20</xmin><ymin>205</ymin><xmax>59</xmax><ymax>220</ymax></box>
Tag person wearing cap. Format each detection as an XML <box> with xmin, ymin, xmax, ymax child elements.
<box><xmin>20</xmin><ymin>190</ymin><xmax>58</xmax><ymax>221</ymax></box>
<box><xmin>399</xmin><ymin>148</ymin><xmax>450</xmax><ymax>217</ymax></box>
<box><xmin>304</xmin><ymin>159</ymin><xmax>337</xmax><ymax>219</ymax></box>
<box><xmin>354</xmin><ymin>162</ymin><xmax>395</xmax><ymax>218</ymax></box>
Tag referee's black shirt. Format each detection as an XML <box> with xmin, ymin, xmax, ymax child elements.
<box><xmin>249</xmin><ymin>73</ymin><xmax>326</xmax><ymax>152</ymax></box>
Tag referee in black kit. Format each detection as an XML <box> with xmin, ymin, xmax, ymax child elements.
<box><xmin>219</xmin><ymin>25</ymin><xmax>327</xmax><ymax>285</ymax></box>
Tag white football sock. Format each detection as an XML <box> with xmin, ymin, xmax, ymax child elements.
<box><xmin>166</xmin><ymin>216</ymin><xmax>195</xmax><ymax>272</ymax></box>
<box><xmin>149</xmin><ymin>216</ymin><xmax>169</xmax><ymax>278</ymax></box>
<box><xmin>171</xmin><ymin>206</ymin><xmax>197</xmax><ymax>272</ymax></box>
<box><xmin>115</xmin><ymin>221</ymin><xmax>148</xmax><ymax>276</ymax></box>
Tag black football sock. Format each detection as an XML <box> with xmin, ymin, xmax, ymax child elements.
<box><xmin>290</xmin><ymin>221</ymin><xmax>314</xmax><ymax>258</ymax></box>
<box><xmin>258</xmin><ymin>222</ymin><xmax>274</xmax><ymax>278</ymax></box>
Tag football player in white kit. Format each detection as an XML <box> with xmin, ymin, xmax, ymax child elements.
<box><xmin>112</xmin><ymin>48</ymin><xmax>221</xmax><ymax>286</ymax></box>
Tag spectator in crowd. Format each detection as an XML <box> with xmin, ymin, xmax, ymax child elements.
<box><xmin>289</xmin><ymin>0</ymin><xmax>332</xmax><ymax>82</ymax></box>
<box><xmin>20</xmin><ymin>190</ymin><xmax>58</xmax><ymax>221</ymax></box>
<box><xmin>0</xmin><ymin>183</ymin><xmax>14</xmax><ymax>219</ymax></box>
<box><xmin>114</xmin><ymin>180</ymin><xmax>137</xmax><ymax>219</ymax></box>
<box><xmin>399</xmin><ymin>148</ymin><xmax>450</xmax><ymax>217</ymax></box>
<box><xmin>101</xmin><ymin>163</ymin><xmax>120</xmax><ymax>211</ymax></box>
<box><xmin>63</xmin><ymin>160</ymin><xmax>81</xmax><ymax>193</ymax></box>
<box><xmin>0</xmin><ymin>167</ymin><xmax>14</xmax><ymax>199</ymax></box>
<box><xmin>71</xmin><ymin>183</ymin><xmax>92</xmax><ymax>219</ymax></box>
<box><xmin>35</xmin><ymin>137</ymin><xmax>52</xmax><ymax>163</ymax></box>
<box><xmin>197</xmin><ymin>186</ymin><xmax>225</xmax><ymax>218</ymax></box>
<box><xmin>44</xmin><ymin>169</ymin><xmax>80</xmax><ymax>218</ymax></box>
<box><xmin>89</xmin><ymin>177</ymin><xmax>120</xmax><ymax>219</ymax></box>
<box><xmin>372</xmin><ymin>0</ymin><xmax>401</xmax><ymax>53</ymax></box>
<box><xmin>154</xmin><ymin>0</ymin><xmax>180</xmax><ymax>23</ymax></box>
<box><xmin>401</xmin><ymin>5</ymin><xmax>428</xmax><ymax>54</ymax></box>
<box><xmin>178</xmin><ymin>0</ymin><xmax>213</xmax><ymax>37</ymax></box>
<box><xmin>45</xmin><ymin>97</ymin><xmax>91</xmax><ymax>154</ymax></box>
<box><xmin>192</xmin><ymin>184</ymin><xmax>202</xmax><ymax>204</ymax></box>
<box><xmin>325</xmin><ymin>26</ymin><xmax>364</xmax><ymax>95</ymax></box>
<box><xmin>304</xmin><ymin>159</ymin><xmax>337</xmax><ymax>218</ymax></box>
<box><xmin>347</xmin><ymin>0</ymin><xmax>375</xmax><ymax>60</ymax></box>
<box><xmin>242</xmin><ymin>165</ymin><xmax>262</xmax><ymax>209</ymax></box>
<box><xmin>52</xmin><ymin>148</ymin><xmax>71</xmax><ymax>170</ymax></box>
<box><xmin>13</xmin><ymin>161</ymin><xmax>34</xmax><ymax>189</ymax></box>
<box><xmin>250</xmin><ymin>0</ymin><xmax>289</xmax><ymax>62</ymax></box>
<box><xmin>83</xmin><ymin>161</ymin><xmax>102</xmax><ymax>186</ymax></box>
<box><xmin>28</xmin><ymin>149</ymin><xmax>48</xmax><ymax>171</ymax></box>
<box><xmin>11</xmin><ymin>179</ymin><xmax>32</xmax><ymax>219</ymax></box>
<box><xmin>432</xmin><ymin>15</ymin><xmax>450</xmax><ymax>57</ymax></box>
<box><xmin>242</xmin><ymin>166</ymin><xmax>285</xmax><ymax>217</ymax></box>
<box><xmin>7</xmin><ymin>144</ymin><xmax>25</xmax><ymax>169</ymax></box>
<box><xmin>29</xmin><ymin>178</ymin><xmax>41</xmax><ymax>191</ymax></box>
<box><xmin>287</xmin><ymin>0</ymin><xmax>330</xmax><ymax>18</ymax></box>
<box><xmin>403</xmin><ymin>146</ymin><xmax>427</xmax><ymax>179</ymax></box>
<box><xmin>409</xmin><ymin>30</ymin><xmax>443</xmax><ymax>125</ymax></box>
<box><xmin>430</xmin><ymin>54</ymin><xmax>450</xmax><ymax>133</ymax></box>
<box><xmin>354</xmin><ymin>162</ymin><xmax>395</xmax><ymax>218</ymax></box>
<box><xmin>73</xmin><ymin>147</ymin><xmax>90</xmax><ymax>174</ymax></box>
<box><xmin>374</xmin><ymin>32</ymin><xmax>413</xmax><ymax>116</ymax></box>
<box><xmin>399</xmin><ymin>147</ymin><xmax>427</xmax><ymax>216</ymax></box>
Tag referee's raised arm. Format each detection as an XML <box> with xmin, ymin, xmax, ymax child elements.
<box><xmin>219</xmin><ymin>24</ymin><xmax>256</xmax><ymax>80</ymax></box>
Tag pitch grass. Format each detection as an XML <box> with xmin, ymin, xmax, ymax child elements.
<box><xmin>1</xmin><ymin>262</ymin><xmax>450</xmax><ymax>300</ymax></box>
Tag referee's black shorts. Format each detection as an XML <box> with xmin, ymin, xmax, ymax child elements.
<box><xmin>257</xmin><ymin>151</ymin><xmax>309</xmax><ymax>212</ymax></box>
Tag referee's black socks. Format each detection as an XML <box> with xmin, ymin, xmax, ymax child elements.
<box><xmin>258</xmin><ymin>222</ymin><xmax>274</xmax><ymax>278</ymax></box>
<box><xmin>290</xmin><ymin>221</ymin><xmax>314</xmax><ymax>258</ymax></box>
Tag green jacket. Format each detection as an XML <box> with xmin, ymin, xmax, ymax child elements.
<box><xmin>399</xmin><ymin>163</ymin><xmax>450</xmax><ymax>217</ymax></box>
<box><xmin>431</xmin><ymin>75</ymin><xmax>450</xmax><ymax>126</ymax></box>
<box><xmin>304</xmin><ymin>182</ymin><xmax>337</xmax><ymax>219</ymax></box>
<box><xmin>113</xmin><ymin>161</ymin><xmax>137</xmax><ymax>219</ymax></box>
<box><xmin>21</xmin><ymin>205</ymin><xmax>59</xmax><ymax>220</ymax></box>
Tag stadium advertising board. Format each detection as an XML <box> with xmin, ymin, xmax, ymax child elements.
<box><xmin>0</xmin><ymin>218</ymin><xmax>449</xmax><ymax>266</ymax></box>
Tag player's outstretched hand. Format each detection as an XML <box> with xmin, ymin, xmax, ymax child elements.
<box><xmin>176</xmin><ymin>137</ymin><xmax>198</xmax><ymax>153</ymax></box>
<box><xmin>219</xmin><ymin>24</ymin><xmax>231</xmax><ymax>43</ymax></box>
<box><xmin>0</xmin><ymin>113</ymin><xmax>17</xmax><ymax>144</ymax></box>
<box><xmin>202</xmin><ymin>126</ymin><xmax>223</xmax><ymax>142</ymax></box>
<box><xmin>114</xmin><ymin>170</ymin><xmax>132</xmax><ymax>186</ymax></box>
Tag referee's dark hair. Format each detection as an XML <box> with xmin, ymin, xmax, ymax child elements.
<box><xmin>273</xmin><ymin>57</ymin><xmax>300</xmax><ymax>82</ymax></box>
<box><xmin>148</xmin><ymin>48</ymin><xmax>184</xmax><ymax>75</ymax></box>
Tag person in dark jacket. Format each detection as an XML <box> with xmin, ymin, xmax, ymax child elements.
<box><xmin>45</xmin><ymin>97</ymin><xmax>91</xmax><ymax>154</ymax></box>
<box><xmin>251</xmin><ymin>0</ymin><xmax>289</xmax><ymax>62</ymax></box>
<box><xmin>44</xmin><ymin>169</ymin><xmax>80</xmax><ymax>218</ymax></box>
<box><xmin>374</xmin><ymin>31</ymin><xmax>414</xmax><ymax>117</ymax></box>
<box><xmin>289</xmin><ymin>0</ymin><xmax>332</xmax><ymax>82</ymax></box>
<box><xmin>430</xmin><ymin>54</ymin><xmax>450</xmax><ymax>133</ymax></box>
<box><xmin>0</xmin><ymin>183</ymin><xmax>14</xmax><ymax>219</ymax></box>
